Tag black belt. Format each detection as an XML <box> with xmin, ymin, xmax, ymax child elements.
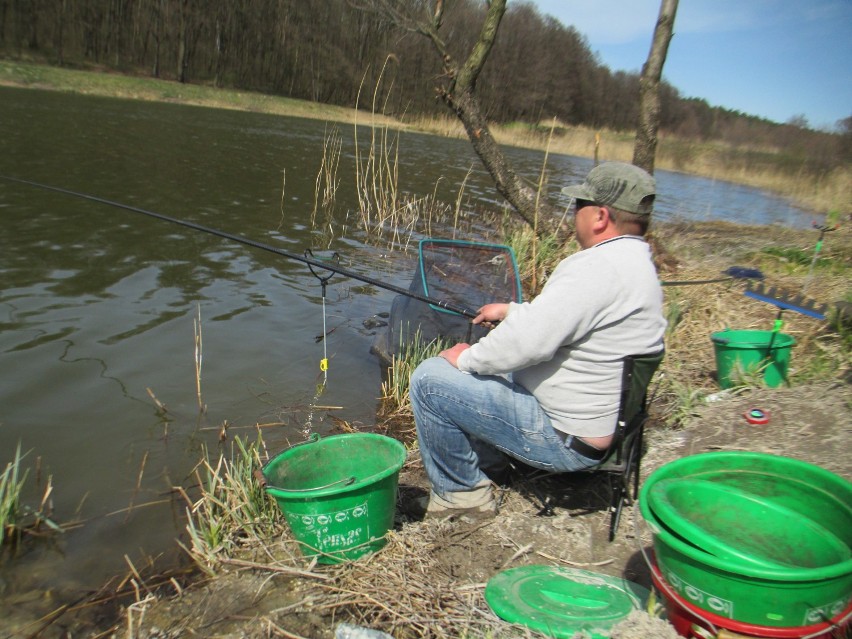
<box><xmin>568</xmin><ymin>436</ymin><xmax>609</xmax><ymax>460</ymax></box>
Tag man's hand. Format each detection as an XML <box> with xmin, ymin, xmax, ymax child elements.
<box><xmin>439</xmin><ymin>343</ymin><xmax>470</xmax><ymax>368</ymax></box>
<box><xmin>473</xmin><ymin>303</ymin><xmax>509</xmax><ymax>329</ymax></box>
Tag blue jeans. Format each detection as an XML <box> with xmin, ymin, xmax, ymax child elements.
<box><xmin>410</xmin><ymin>357</ymin><xmax>602</xmax><ymax>497</ymax></box>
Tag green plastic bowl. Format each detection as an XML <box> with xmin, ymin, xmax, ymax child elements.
<box><xmin>639</xmin><ymin>452</ymin><xmax>852</xmax><ymax>627</ymax></box>
<box><xmin>646</xmin><ymin>478</ymin><xmax>849</xmax><ymax>570</ymax></box>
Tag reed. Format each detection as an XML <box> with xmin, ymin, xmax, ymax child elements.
<box><xmin>193</xmin><ymin>302</ymin><xmax>204</xmax><ymax>413</ymax></box>
<box><xmin>502</xmin><ymin>218</ymin><xmax>570</xmax><ymax>296</ymax></box>
<box><xmin>0</xmin><ymin>443</ymin><xmax>27</xmax><ymax>545</ymax></box>
<box><xmin>1</xmin><ymin>443</ymin><xmax>61</xmax><ymax>545</ymax></box>
<box><xmin>381</xmin><ymin>330</ymin><xmax>449</xmax><ymax>415</ymax></box>
<box><xmin>353</xmin><ymin>58</ymin><xmax>403</xmax><ymax>242</ymax></box>
<box><xmin>405</xmin><ymin>113</ymin><xmax>850</xmax><ymax>213</ymax></box>
<box><xmin>311</xmin><ymin>124</ymin><xmax>343</xmax><ymax>244</ymax></box>
<box><xmin>181</xmin><ymin>435</ymin><xmax>282</xmax><ymax>573</ymax></box>
<box><xmin>666</xmin><ymin>145</ymin><xmax>851</xmax><ymax>213</ymax></box>
<box><xmin>304</xmin><ymin>65</ymin><xmax>470</xmax><ymax>253</ymax></box>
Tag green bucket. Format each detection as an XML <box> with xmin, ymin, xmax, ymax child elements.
<box><xmin>639</xmin><ymin>452</ymin><xmax>852</xmax><ymax>627</ymax></box>
<box><xmin>710</xmin><ymin>329</ymin><xmax>795</xmax><ymax>388</ymax></box>
<box><xmin>263</xmin><ymin>433</ymin><xmax>406</xmax><ymax>564</ymax></box>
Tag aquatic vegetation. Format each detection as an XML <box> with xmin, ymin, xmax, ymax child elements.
<box><xmin>0</xmin><ymin>443</ymin><xmax>61</xmax><ymax>546</ymax></box>
<box><xmin>381</xmin><ymin>329</ymin><xmax>449</xmax><ymax>416</ymax></box>
<box><xmin>0</xmin><ymin>443</ymin><xmax>27</xmax><ymax>545</ymax></box>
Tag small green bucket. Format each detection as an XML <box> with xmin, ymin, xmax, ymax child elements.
<box><xmin>710</xmin><ymin>329</ymin><xmax>795</xmax><ymax>388</ymax></box>
<box><xmin>263</xmin><ymin>433</ymin><xmax>406</xmax><ymax>564</ymax></box>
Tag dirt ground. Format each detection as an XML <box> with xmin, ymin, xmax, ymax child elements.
<box><xmin>126</xmin><ymin>380</ymin><xmax>851</xmax><ymax>639</ymax></box>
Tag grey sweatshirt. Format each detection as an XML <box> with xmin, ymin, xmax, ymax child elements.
<box><xmin>456</xmin><ymin>236</ymin><xmax>666</xmax><ymax>437</ymax></box>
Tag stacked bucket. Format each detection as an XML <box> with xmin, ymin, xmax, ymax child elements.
<box><xmin>639</xmin><ymin>452</ymin><xmax>852</xmax><ymax>638</ymax></box>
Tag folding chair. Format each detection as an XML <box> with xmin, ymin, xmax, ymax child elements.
<box><xmin>518</xmin><ymin>351</ymin><xmax>663</xmax><ymax>540</ymax></box>
<box><xmin>587</xmin><ymin>350</ymin><xmax>665</xmax><ymax>541</ymax></box>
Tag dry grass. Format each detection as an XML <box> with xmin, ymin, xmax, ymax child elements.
<box><xmin>648</xmin><ymin>220</ymin><xmax>851</xmax><ymax>426</ymax></box>
<box><xmin>315</xmin><ymin>524</ymin><xmax>511</xmax><ymax>638</ymax></box>
<box><xmin>134</xmin><ymin>448</ymin><xmax>670</xmax><ymax>639</ymax></box>
<box><xmin>666</xmin><ymin>146</ymin><xmax>852</xmax><ymax>214</ymax></box>
<box><xmin>129</xmin><ymin>372</ymin><xmax>852</xmax><ymax>638</ymax></box>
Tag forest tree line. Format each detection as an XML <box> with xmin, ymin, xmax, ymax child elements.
<box><xmin>2</xmin><ymin>0</ymin><xmax>848</xmax><ymax>172</ymax></box>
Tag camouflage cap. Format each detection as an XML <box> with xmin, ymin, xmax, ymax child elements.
<box><xmin>561</xmin><ymin>162</ymin><xmax>656</xmax><ymax>216</ymax></box>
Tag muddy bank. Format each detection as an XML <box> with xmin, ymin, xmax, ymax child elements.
<box><xmin>123</xmin><ymin>380</ymin><xmax>850</xmax><ymax>639</ymax></box>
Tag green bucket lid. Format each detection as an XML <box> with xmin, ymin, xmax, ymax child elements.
<box><xmin>484</xmin><ymin>565</ymin><xmax>649</xmax><ymax>639</ymax></box>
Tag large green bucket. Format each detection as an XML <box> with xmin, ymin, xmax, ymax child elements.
<box><xmin>711</xmin><ymin>329</ymin><xmax>796</xmax><ymax>388</ymax></box>
<box><xmin>639</xmin><ymin>452</ymin><xmax>852</xmax><ymax>627</ymax></box>
<box><xmin>263</xmin><ymin>433</ymin><xmax>406</xmax><ymax>564</ymax></box>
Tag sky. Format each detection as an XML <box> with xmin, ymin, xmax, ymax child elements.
<box><xmin>530</xmin><ymin>0</ymin><xmax>852</xmax><ymax>131</ymax></box>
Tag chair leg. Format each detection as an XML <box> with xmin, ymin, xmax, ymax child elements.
<box><xmin>608</xmin><ymin>478</ymin><xmax>625</xmax><ymax>542</ymax></box>
<box><xmin>630</xmin><ymin>426</ymin><xmax>645</xmax><ymax>501</ymax></box>
<box><xmin>609</xmin><ymin>426</ymin><xmax>646</xmax><ymax>541</ymax></box>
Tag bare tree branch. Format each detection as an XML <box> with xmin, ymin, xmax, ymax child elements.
<box><xmin>350</xmin><ymin>0</ymin><xmax>563</xmax><ymax>237</ymax></box>
<box><xmin>633</xmin><ymin>0</ymin><xmax>679</xmax><ymax>173</ymax></box>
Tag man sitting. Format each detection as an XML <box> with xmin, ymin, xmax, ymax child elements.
<box><xmin>408</xmin><ymin>162</ymin><xmax>666</xmax><ymax>518</ymax></box>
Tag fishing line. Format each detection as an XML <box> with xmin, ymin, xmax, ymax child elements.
<box><xmin>305</xmin><ymin>249</ymin><xmax>336</xmax><ymax>379</ymax></box>
<box><xmin>0</xmin><ymin>175</ymin><xmax>480</xmax><ymax>319</ymax></box>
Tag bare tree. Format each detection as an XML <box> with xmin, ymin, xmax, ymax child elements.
<box><xmin>349</xmin><ymin>0</ymin><xmax>563</xmax><ymax>237</ymax></box>
<box><xmin>633</xmin><ymin>0</ymin><xmax>678</xmax><ymax>173</ymax></box>
<box><xmin>176</xmin><ymin>0</ymin><xmax>189</xmax><ymax>82</ymax></box>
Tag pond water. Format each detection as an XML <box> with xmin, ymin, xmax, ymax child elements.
<box><xmin>0</xmin><ymin>86</ymin><xmax>814</xmax><ymax>623</ymax></box>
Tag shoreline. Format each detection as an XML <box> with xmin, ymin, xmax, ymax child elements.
<box><xmin>2</xmin><ymin>59</ymin><xmax>847</xmax><ymax>212</ymax></box>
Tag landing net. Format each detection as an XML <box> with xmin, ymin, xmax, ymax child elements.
<box><xmin>371</xmin><ymin>239</ymin><xmax>522</xmax><ymax>365</ymax></box>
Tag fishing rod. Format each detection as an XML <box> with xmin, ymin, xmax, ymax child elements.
<box><xmin>0</xmin><ymin>175</ymin><xmax>479</xmax><ymax>319</ymax></box>
<box><xmin>3</xmin><ymin>175</ymin><xmax>767</xmax><ymax>309</ymax></box>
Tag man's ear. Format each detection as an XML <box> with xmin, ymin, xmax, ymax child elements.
<box><xmin>593</xmin><ymin>206</ymin><xmax>611</xmax><ymax>231</ymax></box>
